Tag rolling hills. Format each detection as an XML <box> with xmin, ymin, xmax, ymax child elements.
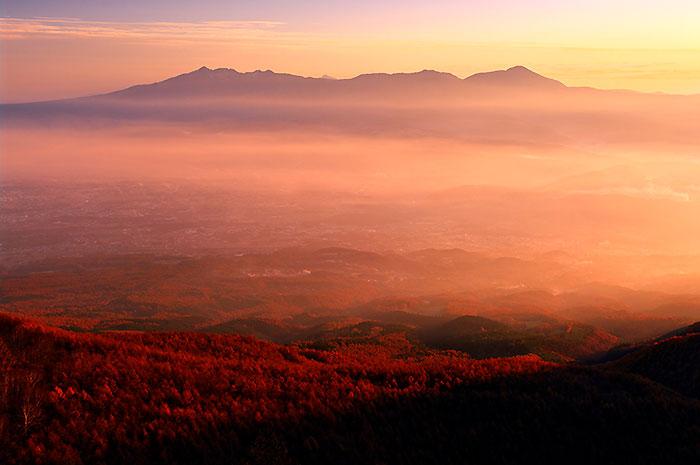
<box><xmin>3</xmin><ymin>250</ymin><xmax>697</xmax><ymax>361</ymax></box>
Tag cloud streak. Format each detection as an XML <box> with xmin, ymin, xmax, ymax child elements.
<box><xmin>0</xmin><ymin>17</ymin><xmax>287</xmax><ymax>43</ymax></box>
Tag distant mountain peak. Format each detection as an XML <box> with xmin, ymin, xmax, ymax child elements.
<box><xmin>465</xmin><ymin>66</ymin><xmax>565</xmax><ymax>89</ymax></box>
<box><xmin>506</xmin><ymin>65</ymin><xmax>534</xmax><ymax>73</ymax></box>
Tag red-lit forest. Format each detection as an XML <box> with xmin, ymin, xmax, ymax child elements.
<box><xmin>2</xmin><ymin>312</ymin><xmax>699</xmax><ymax>465</ymax></box>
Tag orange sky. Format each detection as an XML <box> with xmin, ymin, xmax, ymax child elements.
<box><xmin>2</xmin><ymin>1</ymin><xmax>700</xmax><ymax>102</ymax></box>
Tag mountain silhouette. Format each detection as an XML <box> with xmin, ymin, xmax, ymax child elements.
<box><xmin>464</xmin><ymin>65</ymin><xmax>565</xmax><ymax>89</ymax></box>
<box><xmin>101</xmin><ymin>65</ymin><xmax>565</xmax><ymax>101</ymax></box>
<box><xmin>4</xmin><ymin>65</ymin><xmax>699</xmax><ymax>148</ymax></box>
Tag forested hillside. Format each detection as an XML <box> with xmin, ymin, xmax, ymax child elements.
<box><xmin>2</xmin><ymin>313</ymin><xmax>699</xmax><ymax>465</ymax></box>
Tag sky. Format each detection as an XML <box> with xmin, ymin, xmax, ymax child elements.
<box><xmin>1</xmin><ymin>0</ymin><xmax>700</xmax><ymax>102</ymax></box>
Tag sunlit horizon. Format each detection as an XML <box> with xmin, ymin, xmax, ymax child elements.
<box><xmin>2</xmin><ymin>0</ymin><xmax>700</xmax><ymax>102</ymax></box>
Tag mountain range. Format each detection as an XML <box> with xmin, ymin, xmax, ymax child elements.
<box><xmin>4</xmin><ymin>65</ymin><xmax>567</xmax><ymax>105</ymax></box>
<box><xmin>99</xmin><ymin>65</ymin><xmax>567</xmax><ymax>101</ymax></box>
<box><xmin>3</xmin><ymin>64</ymin><xmax>697</xmax><ymax>108</ymax></box>
<box><xmin>4</xmin><ymin>65</ymin><xmax>698</xmax><ymax>149</ymax></box>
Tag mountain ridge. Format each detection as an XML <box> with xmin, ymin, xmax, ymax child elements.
<box><xmin>5</xmin><ymin>65</ymin><xmax>700</xmax><ymax>106</ymax></box>
<box><xmin>105</xmin><ymin>65</ymin><xmax>563</xmax><ymax>100</ymax></box>
<box><xmin>1</xmin><ymin>65</ymin><xmax>565</xmax><ymax>105</ymax></box>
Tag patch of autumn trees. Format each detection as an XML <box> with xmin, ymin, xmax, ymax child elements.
<box><xmin>1</xmin><ymin>312</ymin><xmax>700</xmax><ymax>465</ymax></box>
